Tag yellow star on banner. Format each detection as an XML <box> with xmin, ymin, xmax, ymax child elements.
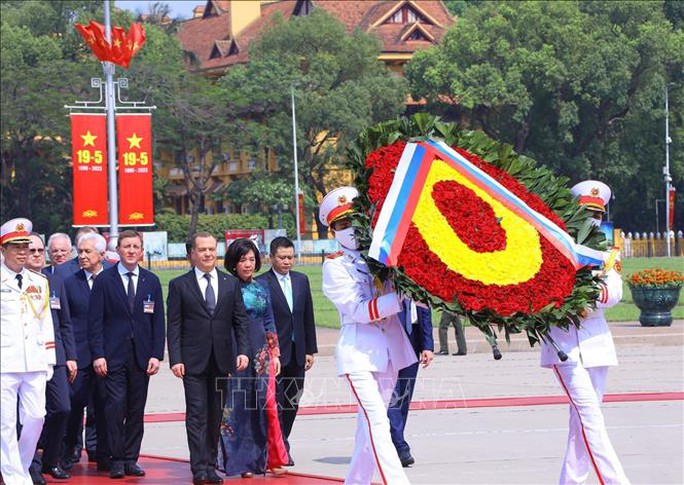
<box><xmin>81</xmin><ymin>130</ymin><xmax>97</xmax><ymax>147</ymax></box>
<box><xmin>127</xmin><ymin>133</ymin><xmax>142</xmax><ymax>149</ymax></box>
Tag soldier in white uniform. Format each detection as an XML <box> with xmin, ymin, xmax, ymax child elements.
<box><xmin>540</xmin><ymin>181</ymin><xmax>629</xmax><ymax>485</ymax></box>
<box><xmin>0</xmin><ymin>218</ymin><xmax>56</xmax><ymax>485</ymax></box>
<box><xmin>320</xmin><ymin>187</ymin><xmax>416</xmax><ymax>485</ymax></box>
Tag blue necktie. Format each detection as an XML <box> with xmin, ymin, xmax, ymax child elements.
<box><xmin>283</xmin><ymin>275</ymin><xmax>293</xmax><ymax>312</ymax></box>
<box><xmin>126</xmin><ymin>272</ymin><xmax>136</xmax><ymax>312</ymax></box>
<box><xmin>204</xmin><ymin>273</ymin><xmax>216</xmax><ymax>314</ymax></box>
<box><xmin>404</xmin><ymin>300</ymin><xmax>413</xmax><ymax>335</ymax></box>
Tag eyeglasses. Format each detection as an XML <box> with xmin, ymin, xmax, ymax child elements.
<box><xmin>29</xmin><ymin>248</ymin><xmax>45</xmax><ymax>254</ymax></box>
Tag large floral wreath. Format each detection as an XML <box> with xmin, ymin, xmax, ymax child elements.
<box><xmin>347</xmin><ymin>114</ymin><xmax>608</xmax><ymax>348</ymax></box>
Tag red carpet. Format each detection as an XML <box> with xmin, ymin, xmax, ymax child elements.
<box><xmin>51</xmin><ymin>456</ymin><xmax>343</xmax><ymax>484</ymax></box>
<box><xmin>144</xmin><ymin>391</ymin><xmax>684</xmax><ymax>423</ymax></box>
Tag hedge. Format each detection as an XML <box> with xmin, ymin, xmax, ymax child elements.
<box><xmin>154</xmin><ymin>212</ymin><xmax>299</xmax><ymax>243</ymax></box>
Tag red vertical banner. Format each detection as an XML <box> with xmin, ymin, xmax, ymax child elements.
<box><xmin>116</xmin><ymin>113</ymin><xmax>154</xmax><ymax>226</ymax></box>
<box><xmin>298</xmin><ymin>192</ymin><xmax>306</xmax><ymax>234</ymax></box>
<box><xmin>668</xmin><ymin>187</ymin><xmax>676</xmax><ymax>229</ymax></box>
<box><xmin>71</xmin><ymin>113</ymin><xmax>109</xmax><ymax>226</ymax></box>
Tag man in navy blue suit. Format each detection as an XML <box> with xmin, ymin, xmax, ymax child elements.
<box><xmin>89</xmin><ymin>230</ymin><xmax>165</xmax><ymax>479</ymax></box>
<box><xmin>61</xmin><ymin>232</ymin><xmax>110</xmax><ymax>472</ymax></box>
<box><xmin>388</xmin><ymin>301</ymin><xmax>434</xmax><ymax>468</ymax></box>
<box><xmin>256</xmin><ymin>236</ymin><xmax>317</xmax><ymax>465</ymax></box>
<box><xmin>25</xmin><ymin>233</ymin><xmax>77</xmax><ymax>484</ymax></box>
<box><xmin>52</xmin><ymin>226</ymin><xmax>113</xmax><ymax>467</ymax></box>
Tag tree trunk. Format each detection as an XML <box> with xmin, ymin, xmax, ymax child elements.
<box><xmin>188</xmin><ymin>189</ymin><xmax>202</xmax><ymax>238</ymax></box>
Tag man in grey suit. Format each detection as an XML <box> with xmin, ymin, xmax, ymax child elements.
<box><xmin>256</xmin><ymin>236</ymin><xmax>317</xmax><ymax>465</ymax></box>
<box><xmin>167</xmin><ymin>232</ymin><xmax>251</xmax><ymax>485</ymax></box>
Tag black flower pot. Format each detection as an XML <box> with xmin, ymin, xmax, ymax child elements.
<box><xmin>629</xmin><ymin>285</ymin><xmax>682</xmax><ymax>327</ymax></box>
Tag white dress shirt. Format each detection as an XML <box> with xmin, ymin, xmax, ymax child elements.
<box><xmin>194</xmin><ymin>266</ymin><xmax>218</xmax><ymax>305</ymax></box>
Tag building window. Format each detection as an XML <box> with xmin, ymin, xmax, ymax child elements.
<box><xmin>386</xmin><ymin>6</ymin><xmax>428</xmax><ymax>25</ymax></box>
<box><xmin>407</xmin><ymin>29</ymin><xmax>429</xmax><ymax>41</ymax></box>
<box><xmin>247</xmin><ymin>159</ymin><xmax>257</xmax><ymax>171</ymax></box>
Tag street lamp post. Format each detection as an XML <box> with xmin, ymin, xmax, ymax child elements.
<box><xmin>291</xmin><ymin>86</ymin><xmax>302</xmax><ymax>261</ymax></box>
<box><xmin>103</xmin><ymin>0</ymin><xmax>119</xmax><ymax>248</ymax></box>
<box><xmin>664</xmin><ymin>83</ymin><xmax>673</xmax><ymax>257</ymax></box>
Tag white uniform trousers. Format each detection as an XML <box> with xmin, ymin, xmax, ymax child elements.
<box><xmin>553</xmin><ymin>365</ymin><xmax>629</xmax><ymax>485</ymax></box>
<box><xmin>1</xmin><ymin>371</ymin><xmax>47</xmax><ymax>485</ymax></box>
<box><xmin>344</xmin><ymin>361</ymin><xmax>410</xmax><ymax>485</ymax></box>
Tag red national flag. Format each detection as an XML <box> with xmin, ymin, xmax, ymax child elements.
<box><xmin>124</xmin><ymin>22</ymin><xmax>146</xmax><ymax>67</ymax></box>
<box><xmin>298</xmin><ymin>192</ymin><xmax>307</xmax><ymax>234</ymax></box>
<box><xmin>668</xmin><ymin>187</ymin><xmax>676</xmax><ymax>229</ymax></box>
<box><xmin>109</xmin><ymin>26</ymin><xmax>127</xmax><ymax>66</ymax></box>
<box><xmin>75</xmin><ymin>20</ymin><xmax>111</xmax><ymax>62</ymax></box>
<box><xmin>116</xmin><ymin>113</ymin><xmax>154</xmax><ymax>226</ymax></box>
<box><xmin>75</xmin><ymin>21</ymin><xmax>146</xmax><ymax>68</ymax></box>
<box><xmin>71</xmin><ymin>113</ymin><xmax>109</xmax><ymax>226</ymax></box>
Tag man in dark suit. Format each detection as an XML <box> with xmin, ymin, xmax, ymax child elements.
<box><xmin>52</xmin><ymin>227</ymin><xmax>112</xmax><ymax>466</ymax></box>
<box><xmin>43</xmin><ymin>232</ymin><xmax>72</xmax><ymax>275</ymax></box>
<box><xmin>388</xmin><ymin>301</ymin><xmax>434</xmax><ymax>468</ymax></box>
<box><xmin>256</xmin><ymin>236</ymin><xmax>317</xmax><ymax>464</ymax></box>
<box><xmin>61</xmin><ymin>232</ymin><xmax>109</xmax><ymax>472</ymax></box>
<box><xmin>89</xmin><ymin>230</ymin><xmax>165</xmax><ymax>479</ymax></box>
<box><xmin>25</xmin><ymin>233</ymin><xmax>77</xmax><ymax>484</ymax></box>
<box><xmin>167</xmin><ymin>232</ymin><xmax>251</xmax><ymax>485</ymax></box>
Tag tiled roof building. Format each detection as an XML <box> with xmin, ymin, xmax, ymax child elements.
<box><xmin>178</xmin><ymin>0</ymin><xmax>455</xmax><ymax>76</ymax></box>
<box><xmin>166</xmin><ymin>1</ymin><xmax>455</xmax><ymax>220</ymax></box>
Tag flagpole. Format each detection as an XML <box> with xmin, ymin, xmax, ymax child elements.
<box><xmin>104</xmin><ymin>0</ymin><xmax>119</xmax><ymax>245</ymax></box>
<box><xmin>291</xmin><ymin>85</ymin><xmax>302</xmax><ymax>262</ymax></box>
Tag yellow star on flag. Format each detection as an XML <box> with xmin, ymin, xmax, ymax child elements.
<box><xmin>127</xmin><ymin>133</ymin><xmax>143</xmax><ymax>149</ymax></box>
<box><xmin>81</xmin><ymin>130</ymin><xmax>97</xmax><ymax>147</ymax></box>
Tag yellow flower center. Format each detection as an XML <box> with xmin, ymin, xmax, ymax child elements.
<box><xmin>413</xmin><ymin>159</ymin><xmax>543</xmax><ymax>285</ymax></box>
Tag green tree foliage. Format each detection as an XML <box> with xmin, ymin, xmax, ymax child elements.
<box><xmin>0</xmin><ymin>1</ymin><xmax>101</xmax><ymax>234</ymax></box>
<box><xmin>405</xmin><ymin>1</ymin><xmax>683</xmax><ymax>231</ymax></box>
<box><xmin>218</xmin><ymin>9</ymin><xmax>408</xmax><ymax>238</ymax></box>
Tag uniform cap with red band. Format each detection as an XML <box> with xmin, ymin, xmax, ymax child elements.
<box><xmin>318</xmin><ymin>186</ymin><xmax>359</xmax><ymax>227</ymax></box>
<box><xmin>571</xmin><ymin>180</ymin><xmax>611</xmax><ymax>213</ymax></box>
<box><xmin>0</xmin><ymin>218</ymin><xmax>32</xmax><ymax>245</ymax></box>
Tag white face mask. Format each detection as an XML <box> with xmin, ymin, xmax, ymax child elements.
<box><xmin>334</xmin><ymin>227</ymin><xmax>359</xmax><ymax>250</ymax></box>
<box><xmin>590</xmin><ymin>217</ymin><xmax>602</xmax><ymax>227</ymax></box>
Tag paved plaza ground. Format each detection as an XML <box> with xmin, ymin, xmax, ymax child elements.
<box><xmin>136</xmin><ymin>321</ymin><xmax>684</xmax><ymax>484</ymax></box>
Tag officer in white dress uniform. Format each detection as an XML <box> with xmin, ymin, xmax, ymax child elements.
<box><xmin>320</xmin><ymin>187</ymin><xmax>416</xmax><ymax>485</ymax></box>
<box><xmin>0</xmin><ymin>218</ymin><xmax>56</xmax><ymax>485</ymax></box>
<box><xmin>540</xmin><ymin>181</ymin><xmax>629</xmax><ymax>485</ymax></box>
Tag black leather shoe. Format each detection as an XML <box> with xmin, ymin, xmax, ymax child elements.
<box><xmin>399</xmin><ymin>452</ymin><xmax>415</xmax><ymax>467</ymax></box>
<box><xmin>42</xmin><ymin>465</ymin><xmax>71</xmax><ymax>479</ymax></box>
<box><xmin>86</xmin><ymin>451</ymin><xmax>97</xmax><ymax>463</ymax></box>
<box><xmin>285</xmin><ymin>458</ymin><xmax>295</xmax><ymax>467</ymax></box>
<box><xmin>29</xmin><ymin>467</ymin><xmax>46</xmax><ymax>485</ymax></box>
<box><xmin>61</xmin><ymin>452</ymin><xmax>80</xmax><ymax>470</ymax></box>
<box><xmin>96</xmin><ymin>461</ymin><xmax>111</xmax><ymax>472</ymax></box>
<box><xmin>437</xmin><ymin>350</ymin><xmax>449</xmax><ymax>355</ymax></box>
<box><xmin>124</xmin><ymin>463</ymin><xmax>146</xmax><ymax>476</ymax></box>
<box><xmin>205</xmin><ymin>469</ymin><xmax>223</xmax><ymax>483</ymax></box>
<box><xmin>109</xmin><ymin>462</ymin><xmax>125</xmax><ymax>479</ymax></box>
<box><xmin>452</xmin><ymin>351</ymin><xmax>467</xmax><ymax>356</ymax></box>
<box><xmin>192</xmin><ymin>472</ymin><xmax>208</xmax><ymax>485</ymax></box>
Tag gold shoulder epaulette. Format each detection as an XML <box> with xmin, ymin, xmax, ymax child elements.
<box><xmin>27</xmin><ymin>269</ymin><xmax>47</xmax><ymax>279</ymax></box>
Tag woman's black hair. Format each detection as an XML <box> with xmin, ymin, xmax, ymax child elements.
<box><xmin>224</xmin><ymin>238</ymin><xmax>261</xmax><ymax>277</ymax></box>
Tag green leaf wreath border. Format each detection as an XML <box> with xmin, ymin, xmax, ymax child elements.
<box><xmin>346</xmin><ymin>113</ymin><xmax>609</xmax><ymax>348</ymax></box>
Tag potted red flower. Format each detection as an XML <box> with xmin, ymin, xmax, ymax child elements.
<box><xmin>627</xmin><ymin>268</ymin><xmax>683</xmax><ymax>326</ymax></box>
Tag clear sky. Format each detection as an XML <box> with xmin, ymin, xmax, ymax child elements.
<box><xmin>115</xmin><ymin>0</ymin><xmax>203</xmax><ymax>20</ymax></box>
